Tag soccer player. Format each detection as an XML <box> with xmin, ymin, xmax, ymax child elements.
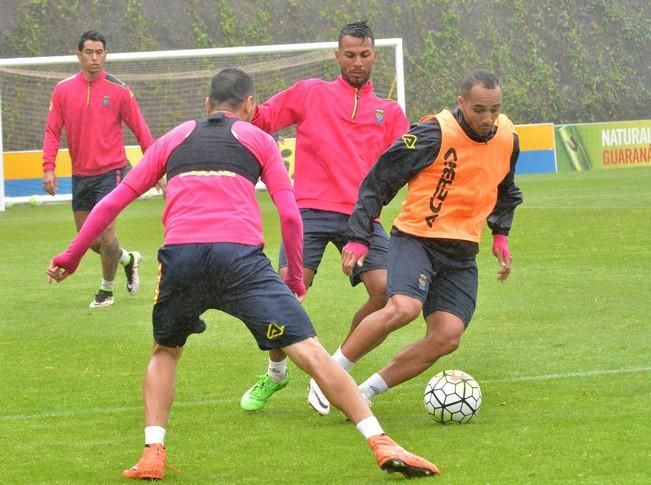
<box><xmin>240</xmin><ymin>21</ymin><xmax>410</xmax><ymax>414</ymax></box>
<box><xmin>46</xmin><ymin>68</ymin><xmax>440</xmax><ymax>480</ymax></box>
<box><xmin>42</xmin><ymin>30</ymin><xmax>154</xmax><ymax>308</ymax></box>
<box><xmin>335</xmin><ymin>68</ymin><xmax>523</xmax><ymax>406</ymax></box>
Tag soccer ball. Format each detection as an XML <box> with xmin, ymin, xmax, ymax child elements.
<box><xmin>424</xmin><ymin>370</ymin><xmax>482</xmax><ymax>424</ymax></box>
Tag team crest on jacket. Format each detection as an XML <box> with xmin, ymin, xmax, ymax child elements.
<box><xmin>102</xmin><ymin>96</ymin><xmax>110</xmax><ymax>107</ymax></box>
<box><xmin>375</xmin><ymin>108</ymin><xmax>385</xmax><ymax>124</ymax></box>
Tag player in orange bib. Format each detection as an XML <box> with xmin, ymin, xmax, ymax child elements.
<box><xmin>321</xmin><ymin>68</ymin><xmax>524</xmax><ymax>405</ymax></box>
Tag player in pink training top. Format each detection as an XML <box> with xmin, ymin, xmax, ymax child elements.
<box><xmin>42</xmin><ymin>30</ymin><xmax>155</xmax><ymax>309</ymax></box>
<box><xmin>46</xmin><ymin>68</ymin><xmax>440</xmax><ymax>480</ymax></box>
<box><xmin>241</xmin><ymin>21</ymin><xmax>410</xmax><ymax>415</ymax></box>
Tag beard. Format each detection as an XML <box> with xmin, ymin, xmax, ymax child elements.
<box><xmin>341</xmin><ymin>69</ymin><xmax>370</xmax><ymax>88</ymax></box>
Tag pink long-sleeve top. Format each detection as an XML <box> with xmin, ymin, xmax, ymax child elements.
<box><xmin>53</xmin><ymin>112</ymin><xmax>304</xmax><ymax>292</ymax></box>
<box><xmin>42</xmin><ymin>70</ymin><xmax>153</xmax><ymax>176</ymax></box>
<box><xmin>252</xmin><ymin>76</ymin><xmax>409</xmax><ymax>215</ymax></box>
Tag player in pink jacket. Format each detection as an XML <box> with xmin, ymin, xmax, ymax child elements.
<box><xmin>240</xmin><ymin>21</ymin><xmax>410</xmax><ymax>415</ymax></box>
<box><xmin>42</xmin><ymin>31</ymin><xmax>154</xmax><ymax>308</ymax></box>
<box><xmin>46</xmin><ymin>68</ymin><xmax>440</xmax><ymax>481</ymax></box>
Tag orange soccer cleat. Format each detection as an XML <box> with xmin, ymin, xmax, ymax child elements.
<box><xmin>368</xmin><ymin>434</ymin><xmax>441</xmax><ymax>478</ymax></box>
<box><xmin>122</xmin><ymin>444</ymin><xmax>167</xmax><ymax>480</ymax></box>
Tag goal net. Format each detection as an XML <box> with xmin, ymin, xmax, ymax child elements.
<box><xmin>0</xmin><ymin>39</ymin><xmax>405</xmax><ymax>211</ymax></box>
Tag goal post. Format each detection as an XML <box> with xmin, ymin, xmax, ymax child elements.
<box><xmin>0</xmin><ymin>38</ymin><xmax>405</xmax><ymax>212</ymax></box>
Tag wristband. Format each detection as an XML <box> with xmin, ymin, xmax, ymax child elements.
<box><xmin>343</xmin><ymin>241</ymin><xmax>369</xmax><ymax>259</ymax></box>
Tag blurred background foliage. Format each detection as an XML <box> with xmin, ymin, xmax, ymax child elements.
<box><xmin>1</xmin><ymin>0</ymin><xmax>649</xmax><ymax>123</ymax></box>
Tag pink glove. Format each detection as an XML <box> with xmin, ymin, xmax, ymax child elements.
<box><xmin>48</xmin><ymin>249</ymin><xmax>82</xmax><ymax>282</ymax></box>
<box><xmin>343</xmin><ymin>242</ymin><xmax>369</xmax><ymax>260</ymax></box>
<box><xmin>492</xmin><ymin>234</ymin><xmax>511</xmax><ymax>262</ymax></box>
<box><xmin>492</xmin><ymin>234</ymin><xmax>513</xmax><ymax>282</ymax></box>
<box><xmin>52</xmin><ymin>250</ymin><xmax>82</xmax><ymax>275</ymax></box>
<box><xmin>284</xmin><ymin>274</ymin><xmax>307</xmax><ymax>299</ymax></box>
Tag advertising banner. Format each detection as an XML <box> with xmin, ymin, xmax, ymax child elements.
<box><xmin>555</xmin><ymin>120</ymin><xmax>651</xmax><ymax>171</ymax></box>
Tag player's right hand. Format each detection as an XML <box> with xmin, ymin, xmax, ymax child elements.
<box><xmin>492</xmin><ymin>234</ymin><xmax>512</xmax><ymax>282</ymax></box>
<box><xmin>155</xmin><ymin>176</ymin><xmax>167</xmax><ymax>197</ymax></box>
<box><xmin>341</xmin><ymin>242</ymin><xmax>369</xmax><ymax>276</ymax></box>
<box><xmin>47</xmin><ymin>252</ymin><xmax>79</xmax><ymax>283</ymax></box>
<box><xmin>43</xmin><ymin>170</ymin><xmax>57</xmax><ymax>196</ymax></box>
<box><xmin>284</xmin><ymin>275</ymin><xmax>307</xmax><ymax>302</ymax></box>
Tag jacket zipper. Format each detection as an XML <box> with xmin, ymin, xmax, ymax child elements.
<box><xmin>351</xmin><ymin>88</ymin><xmax>359</xmax><ymax>119</ymax></box>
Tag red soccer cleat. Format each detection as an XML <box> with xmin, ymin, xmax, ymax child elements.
<box><xmin>122</xmin><ymin>444</ymin><xmax>167</xmax><ymax>480</ymax></box>
<box><xmin>369</xmin><ymin>434</ymin><xmax>441</xmax><ymax>478</ymax></box>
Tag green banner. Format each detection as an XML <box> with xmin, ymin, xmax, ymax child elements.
<box><xmin>555</xmin><ymin>120</ymin><xmax>651</xmax><ymax>171</ymax></box>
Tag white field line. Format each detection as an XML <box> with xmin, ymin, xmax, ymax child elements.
<box><xmin>482</xmin><ymin>366</ymin><xmax>651</xmax><ymax>383</ymax></box>
<box><xmin>521</xmin><ymin>205</ymin><xmax>651</xmax><ymax>209</ymax></box>
<box><xmin>2</xmin><ymin>366</ymin><xmax>650</xmax><ymax>422</ymax></box>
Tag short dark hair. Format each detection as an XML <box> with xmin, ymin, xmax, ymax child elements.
<box><xmin>338</xmin><ymin>21</ymin><xmax>374</xmax><ymax>47</ymax></box>
<box><xmin>209</xmin><ymin>68</ymin><xmax>255</xmax><ymax>111</ymax></box>
<box><xmin>78</xmin><ymin>31</ymin><xmax>106</xmax><ymax>51</ymax></box>
<box><xmin>459</xmin><ymin>69</ymin><xmax>500</xmax><ymax>97</ymax></box>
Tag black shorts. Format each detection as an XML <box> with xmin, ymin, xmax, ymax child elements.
<box><xmin>71</xmin><ymin>165</ymin><xmax>130</xmax><ymax>212</ymax></box>
<box><xmin>387</xmin><ymin>233</ymin><xmax>478</xmax><ymax>327</ymax></box>
<box><xmin>278</xmin><ymin>208</ymin><xmax>389</xmax><ymax>286</ymax></box>
<box><xmin>152</xmin><ymin>243</ymin><xmax>317</xmax><ymax>348</ymax></box>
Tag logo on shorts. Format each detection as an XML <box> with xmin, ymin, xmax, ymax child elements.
<box><xmin>375</xmin><ymin>109</ymin><xmax>385</xmax><ymax>125</ymax></box>
<box><xmin>102</xmin><ymin>95</ymin><xmax>110</xmax><ymax>107</ymax></box>
<box><xmin>417</xmin><ymin>273</ymin><xmax>428</xmax><ymax>290</ymax></box>
<box><xmin>266</xmin><ymin>322</ymin><xmax>285</xmax><ymax>340</ymax></box>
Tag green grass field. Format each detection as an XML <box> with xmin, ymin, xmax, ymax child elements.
<box><xmin>1</xmin><ymin>167</ymin><xmax>650</xmax><ymax>484</ymax></box>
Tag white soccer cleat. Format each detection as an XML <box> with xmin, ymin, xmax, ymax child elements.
<box><xmin>124</xmin><ymin>251</ymin><xmax>142</xmax><ymax>295</ymax></box>
<box><xmin>307</xmin><ymin>378</ymin><xmax>330</xmax><ymax>415</ymax></box>
<box><xmin>89</xmin><ymin>289</ymin><xmax>114</xmax><ymax>308</ymax></box>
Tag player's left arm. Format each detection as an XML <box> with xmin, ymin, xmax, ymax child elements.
<box><xmin>47</xmin><ymin>133</ymin><xmax>170</xmax><ymax>282</ymax></box>
<box><xmin>122</xmin><ymin>89</ymin><xmax>167</xmax><ymax>193</ymax></box>
<box><xmin>47</xmin><ymin>182</ymin><xmax>139</xmax><ymax>282</ymax></box>
<box><xmin>42</xmin><ymin>88</ymin><xmax>65</xmax><ymax>195</ymax></box>
<box><xmin>244</xmin><ymin>123</ymin><xmax>306</xmax><ymax>299</ymax></box>
<box><xmin>272</xmin><ymin>189</ymin><xmax>306</xmax><ymax>300</ymax></box>
<box><xmin>488</xmin><ymin>133</ymin><xmax>524</xmax><ymax>282</ymax></box>
<box><xmin>121</xmin><ymin>88</ymin><xmax>154</xmax><ymax>153</ymax></box>
<box><xmin>385</xmin><ymin>102</ymin><xmax>411</xmax><ymax>147</ymax></box>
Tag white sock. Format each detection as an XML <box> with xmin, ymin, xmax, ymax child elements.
<box><xmin>144</xmin><ymin>426</ymin><xmax>166</xmax><ymax>445</ymax></box>
<box><xmin>332</xmin><ymin>347</ymin><xmax>355</xmax><ymax>371</ymax></box>
<box><xmin>100</xmin><ymin>279</ymin><xmax>114</xmax><ymax>291</ymax></box>
<box><xmin>356</xmin><ymin>416</ymin><xmax>384</xmax><ymax>439</ymax></box>
<box><xmin>268</xmin><ymin>357</ymin><xmax>288</xmax><ymax>383</ymax></box>
<box><xmin>118</xmin><ymin>248</ymin><xmax>131</xmax><ymax>265</ymax></box>
<box><xmin>359</xmin><ymin>373</ymin><xmax>389</xmax><ymax>400</ymax></box>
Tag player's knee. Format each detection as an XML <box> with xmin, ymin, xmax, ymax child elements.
<box><xmin>90</xmin><ymin>241</ymin><xmax>101</xmax><ymax>253</ymax></box>
<box><xmin>384</xmin><ymin>297</ymin><xmax>421</xmax><ymax>327</ymax></box>
<box><xmin>424</xmin><ymin>332</ymin><xmax>461</xmax><ymax>358</ymax></box>
<box><xmin>368</xmin><ymin>291</ymin><xmax>389</xmax><ymax>311</ymax></box>
<box><xmin>284</xmin><ymin>337</ymin><xmax>329</xmax><ymax>373</ymax></box>
<box><xmin>441</xmin><ymin>334</ymin><xmax>461</xmax><ymax>354</ymax></box>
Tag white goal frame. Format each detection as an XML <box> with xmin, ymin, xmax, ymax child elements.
<box><xmin>0</xmin><ymin>38</ymin><xmax>405</xmax><ymax>211</ymax></box>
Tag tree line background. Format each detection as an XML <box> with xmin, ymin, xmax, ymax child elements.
<box><xmin>1</xmin><ymin>0</ymin><xmax>649</xmax><ymax>124</ymax></box>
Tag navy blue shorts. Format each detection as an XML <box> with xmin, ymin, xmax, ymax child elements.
<box><xmin>278</xmin><ymin>209</ymin><xmax>389</xmax><ymax>286</ymax></box>
<box><xmin>152</xmin><ymin>243</ymin><xmax>316</xmax><ymax>348</ymax></box>
<box><xmin>71</xmin><ymin>165</ymin><xmax>130</xmax><ymax>212</ymax></box>
<box><xmin>387</xmin><ymin>233</ymin><xmax>478</xmax><ymax>327</ymax></box>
